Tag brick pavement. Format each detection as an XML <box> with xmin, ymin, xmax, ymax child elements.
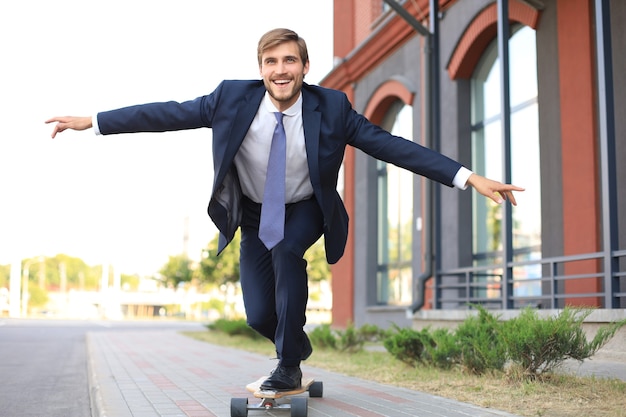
<box><xmin>87</xmin><ymin>328</ymin><xmax>521</xmax><ymax>417</ymax></box>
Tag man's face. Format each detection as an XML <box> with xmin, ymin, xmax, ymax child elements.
<box><xmin>260</xmin><ymin>40</ymin><xmax>309</xmax><ymax>112</ymax></box>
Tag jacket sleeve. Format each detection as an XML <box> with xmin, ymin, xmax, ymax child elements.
<box><xmin>96</xmin><ymin>82</ymin><xmax>226</xmax><ymax>135</ymax></box>
<box><xmin>341</xmin><ymin>94</ymin><xmax>462</xmax><ymax>187</ymax></box>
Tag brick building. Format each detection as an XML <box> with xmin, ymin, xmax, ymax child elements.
<box><xmin>321</xmin><ymin>0</ymin><xmax>625</xmax><ymax>328</ymax></box>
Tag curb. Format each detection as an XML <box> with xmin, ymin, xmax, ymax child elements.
<box><xmin>86</xmin><ymin>333</ymin><xmax>105</xmax><ymax>417</ymax></box>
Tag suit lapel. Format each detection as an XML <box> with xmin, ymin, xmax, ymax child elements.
<box><xmin>216</xmin><ymin>85</ymin><xmax>266</xmax><ymax>185</ymax></box>
<box><xmin>215</xmin><ymin>85</ymin><xmax>323</xmax><ymax>202</ymax></box>
<box><xmin>302</xmin><ymin>88</ymin><xmax>322</xmax><ymax>200</ymax></box>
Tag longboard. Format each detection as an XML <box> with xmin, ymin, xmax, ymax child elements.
<box><xmin>230</xmin><ymin>375</ymin><xmax>323</xmax><ymax>417</ymax></box>
<box><xmin>247</xmin><ymin>376</ymin><xmax>316</xmax><ymax>399</ymax></box>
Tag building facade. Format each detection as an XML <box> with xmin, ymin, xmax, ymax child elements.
<box><xmin>321</xmin><ymin>0</ymin><xmax>625</xmax><ymax>328</ymax></box>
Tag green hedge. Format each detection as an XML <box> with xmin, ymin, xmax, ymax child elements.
<box><xmin>206</xmin><ymin>307</ymin><xmax>626</xmax><ymax>380</ymax></box>
<box><xmin>384</xmin><ymin>306</ymin><xmax>626</xmax><ymax>378</ymax></box>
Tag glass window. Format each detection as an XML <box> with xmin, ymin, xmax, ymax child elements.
<box><xmin>470</xmin><ymin>25</ymin><xmax>542</xmax><ymax>301</ymax></box>
<box><xmin>377</xmin><ymin>102</ymin><xmax>413</xmax><ymax>305</ymax></box>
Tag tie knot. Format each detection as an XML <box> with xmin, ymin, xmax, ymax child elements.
<box><xmin>274</xmin><ymin>112</ymin><xmax>284</xmax><ymax>125</ymax></box>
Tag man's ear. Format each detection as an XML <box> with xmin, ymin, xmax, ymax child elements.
<box><xmin>303</xmin><ymin>61</ymin><xmax>310</xmax><ymax>77</ymax></box>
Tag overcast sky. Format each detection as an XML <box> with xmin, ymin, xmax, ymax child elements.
<box><xmin>0</xmin><ymin>0</ymin><xmax>334</xmax><ymax>276</ymax></box>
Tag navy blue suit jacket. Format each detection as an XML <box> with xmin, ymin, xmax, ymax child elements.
<box><xmin>97</xmin><ymin>80</ymin><xmax>462</xmax><ymax>264</ymax></box>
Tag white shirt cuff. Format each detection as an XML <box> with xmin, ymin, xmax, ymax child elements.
<box><xmin>92</xmin><ymin>113</ymin><xmax>101</xmax><ymax>135</ymax></box>
<box><xmin>453</xmin><ymin>166</ymin><xmax>473</xmax><ymax>190</ymax></box>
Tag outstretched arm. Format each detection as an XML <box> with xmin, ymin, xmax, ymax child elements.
<box><xmin>45</xmin><ymin>116</ymin><xmax>93</xmax><ymax>138</ymax></box>
<box><xmin>467</xmin><ymin>173</ymin><xmax>524</xmax><ymax>206</ymax></box>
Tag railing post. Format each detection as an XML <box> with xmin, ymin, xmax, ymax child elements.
<box><xmin>551</xmin><ymin>261</ymin><xmax>558</xmax><ymax>309</ymax></box>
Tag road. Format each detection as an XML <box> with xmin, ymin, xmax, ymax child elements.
<box><xmin>0</xmin><ymin>318</ymin><xmax>205</xmax><ymax>417</ymax></box>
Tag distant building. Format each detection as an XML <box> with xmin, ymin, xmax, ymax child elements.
<box><xmin>321</xmin><ymin>0</ymin><xmax>625</xmax><ymax>328</ymax></box>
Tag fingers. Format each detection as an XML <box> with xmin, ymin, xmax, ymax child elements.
<box><xmin>46</xmin><ymin>116</ymin><xmax>69</xmax><ymax>139</ymax></box>
<box><xmin>468</xmin><ymin>174</ymin><xmax>524</xmax><ymax>206</ymax></box>
<box><xmin>492</xmin><ymin>184</ymin><xmax>524</xmax><ymax>206</ymax></box>
<box><xmin>47</xmin><ymin>119</ymin><xmax>64</xmax><ymax>139</ymax></box>
<box><xmin>45</xmin><ymin>116</ymin><xmax>92</xmax><ymax>138</ymax></box>
<box><xmin>495</xmin><ymin>190</ymin><xmax>517</xmax><ymax>206</ymax></box>
<box><xmin>45</xmin><ymin>116</ymin><xmax>67</xmax><ymax>124</ymax></box>
<box><xmin>50</xmin><ymin>125</ymin><xmax>60</xmax><ymax>139</ymax></box>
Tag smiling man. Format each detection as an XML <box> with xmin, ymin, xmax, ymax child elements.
<box><xmin>258</xmin><ymin>31</ymin><xmax>309</xmax><ymax>110</ymax></box>
<box><xmin>47</xmin><ymin>28</ymin><xmax>523</xmax><ymax>391</ymax></box>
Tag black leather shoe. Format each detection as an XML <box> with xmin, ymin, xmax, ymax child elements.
<box><xmin>301</xmin><ymin>333</ymin><xmax>313</xmax><ymax>361</ymax></box>
<box><xmin>260</xmin><ymin>365</ymin><xmax>302</xmax><ymax>391</ymax></box>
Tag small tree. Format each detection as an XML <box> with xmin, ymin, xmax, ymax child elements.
<box><xmin>120</xmin><ymin>273</ymin><xmax>141</xmax><ymax>291</ymax></box>
<box><xmin>304</xmin><ymin>237</ymin><xmax>330</xmax><ymax>283</ymax></box>
<box><xmin>197</xmin><ymin>231</ymin><xmax>241</xmax><ymax>287</ymax></box>
<box><xmin>0</xmin><ymin>264</ymin><xmax>10</xmax><ymax>288</ymax></box>
<box><xmin>27</xmin><ymin>283</ymin><xmax>48</xmax><ymax>309</ymax></box>
<box><xmin>160</xmin><ymin>255</ymin><xmax>193</xmax><ymax>287</ymax></box>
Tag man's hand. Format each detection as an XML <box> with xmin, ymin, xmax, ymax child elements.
<box><xmin>467</xmin><ymin>173</ymin><xmax>525</xmax><ymax>206</ymax></box>
<box><xmin>45</xmin><ymin>116</ymin><xmax>93</xmax><ymax>138</ymax></box>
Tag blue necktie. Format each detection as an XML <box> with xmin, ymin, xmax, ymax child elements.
<box><xmin>259</xmin><ymin>112</ymin><xmax>286</xmax><ymax>249</ymax></box>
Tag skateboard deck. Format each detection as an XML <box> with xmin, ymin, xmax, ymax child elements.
<box><xmin>246</xmin><ymin>376</ymin><xmax>315</xmax><ymax>399</ymax></box>
<box><xmin>231</xmin><ymin>376</ymin><xmax>322</xmax><ymax>416</ymax></box>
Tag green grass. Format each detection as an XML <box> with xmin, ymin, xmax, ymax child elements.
<box><xmin>182</xmin><ymin>330</ymin><xmax>626</xmax><ymax>417</ymax></box>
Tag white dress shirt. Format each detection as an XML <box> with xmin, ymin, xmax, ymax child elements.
<box><xmin>234</xmin><ymin>92</ymin><xmax>314</xmax><ymax>204</ymax></box>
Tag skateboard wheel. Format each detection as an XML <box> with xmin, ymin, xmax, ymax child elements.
<box><xmin>230</xmin><ymin>397</ymin><xmax>248</xmax><ymax>417</ymax></box>
<box><xmin>290</xmin><ymin>397</ymin><xmax>308</xmax><ymax>417</ymax></box>
<box><xmin>308</xmin><ymin>381</ymin><xmax>323</xmax><ymax>398</ymax></box>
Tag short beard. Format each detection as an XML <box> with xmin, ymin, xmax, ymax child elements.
<box><xmin>264</xmin><ymin>80</ymin><xmax>302</xmax><ymax>107</ymax></box>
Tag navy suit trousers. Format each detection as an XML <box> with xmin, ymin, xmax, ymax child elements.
<box><xmin>239</xmin><ymin>196</ymin><xmax>324</xmax><ymax>367</ymax></box>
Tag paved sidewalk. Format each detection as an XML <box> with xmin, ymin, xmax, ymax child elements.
<box><xmin>87</xmin><ymin>328</ymin><xmax>521</xmax><ymax>417</ymax></box>
<box><xmin>560</xmin><ymin>354</ymin><xmax>626</xmax><ymax>381</ymax></box>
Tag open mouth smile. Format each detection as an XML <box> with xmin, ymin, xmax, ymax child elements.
<box><xmin>273</xmin><ymin>79</ymin><xmax>292</xmax><ymax>87</ymax></box>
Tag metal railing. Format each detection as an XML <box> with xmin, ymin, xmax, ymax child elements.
<box><xmin>434</xmin><ymin>250</ymin><xmax>625</xmax><ymax>310</ymax></box>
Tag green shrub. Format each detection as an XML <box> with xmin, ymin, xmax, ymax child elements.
<box><xmin>308</xmin><ymin>324</ymin><xmax>338</xmax><ymax>350</ymax></box>
<box><xmin>336</xmin><ymin>321</ymin><xmax>365</xmax><ymax>352</ymax></box>
<box><xmin>383</xmin><ymin>326</ymin><xmax>460</xmax><ymax>369</ymax></box>
<box><xmin>309</xmin><ymin>323</ymin><xmax>388</xmax><ymax>352</ymax></box>
<box><xmin>359</xmin><ymin>307</ymin><xmax>625</xmax><ymax>380</ymax></box>
<box><xmin>455</xmin><ymin>306</ymin><xmax>506</xmax><ymax>375</ymax></box>
<box><xmin>425</xmin><ymin>327</ymin><xmax>461</xmax><ymax>369</ymax></box>
<box><xmin>358</xmin><ymin>323</ymin><xmax>389</xmax><ymax>342</ymax></box>
<box><xmin>383</xmin><ymin>325</ymin><xmax>432</xmax><ymax>366</ymax></box>
<box><xmin>206</xmin><ymin>318</ymin><xmax>264</xmax><ymax>339</ymax></box>
<box><xmin>502</xmin><ymin>307</ymin><xmax>626</xmax><ymax>378</ymax></box>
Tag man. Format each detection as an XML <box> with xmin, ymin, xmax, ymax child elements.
<box><xmin>47</xmin><ymin>28</ymin><xmax>523</xmax><ymax>391</ymax></box>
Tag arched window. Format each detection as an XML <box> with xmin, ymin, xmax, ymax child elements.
<box><xmin>377</xmin><ymin>102</ymin><xmax>413</xmax><ymax>305</ymax></box>
<box><xmin>471</xmin><ymin>25</ymin><xmax>542</xmax><ymax>300</ymax></box>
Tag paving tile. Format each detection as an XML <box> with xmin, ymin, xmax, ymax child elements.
<box><xmin>87</xmin><ymin>330</ymin><xmax>521</xmax><ymax>417</ymax></box>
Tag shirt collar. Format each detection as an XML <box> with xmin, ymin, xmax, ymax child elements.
<box><xmin>262</xmin><ymin>91</ymin><xmax>302</xmax><ymax>117</ymax></box>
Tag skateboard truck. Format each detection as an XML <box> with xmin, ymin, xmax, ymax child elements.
<box><xmin>230</xmin><ymin>377</ymin><xmax>323</xmax><ymax>417</ymax></box>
